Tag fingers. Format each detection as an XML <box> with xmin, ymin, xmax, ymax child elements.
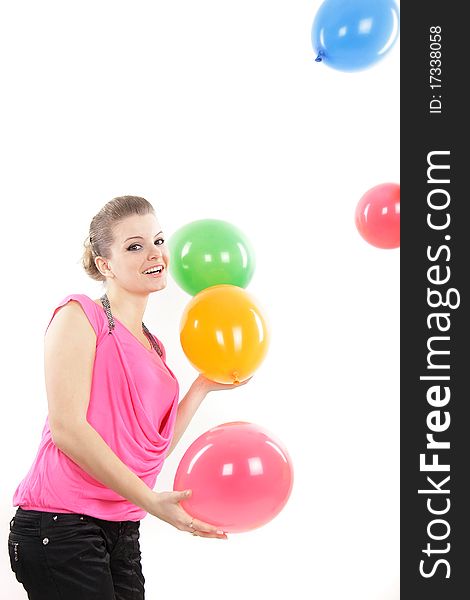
<box><xmin>175</xmin><ymin>489</ymin><xmax>192</xmax><ymax>501</ymax></box>
<box><xmin>236</xmin><ymin>376</ymin><xmax>253</xmax><ymax>387</ymax></box>
<box><xmin>192</xmin><ymin>530</ymin><xmax>228</xmax><ymax>539</ymax></box>
<box><xmin>174</xmin><ymin>489</ymin><xmax>228</xmax><ymax>539</ymax></box>
<box><xmin>190</xmin><ymin>528</ymin><xmax>228</xmax><ymax>539</ymax></box>
<box><xmin>189</xmin><ymin>518</ymin><xmax>228</xmax><ymax>539</ymax></box>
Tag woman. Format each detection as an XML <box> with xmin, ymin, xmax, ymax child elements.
<box><xmin>8</xmin><ymin>195</ymin><xmax>249</xmax><ymax>599</ymax></box>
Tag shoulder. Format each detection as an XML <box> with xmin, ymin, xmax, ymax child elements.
<box><xmin>45</xmin><ymin>293</ymin><xmax>104</xmax><ymax>340</ymax></box>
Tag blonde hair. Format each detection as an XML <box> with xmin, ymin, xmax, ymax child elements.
<box><xmin>82</xmin><ymin>195</ymin><xmax>156</xmax><ymax>283</ymax></box>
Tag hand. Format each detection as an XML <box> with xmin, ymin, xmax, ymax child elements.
<box><xmin>146</xmin><ymin>489</ymin><xmax>228</xmax><ymax>540</ymax></box>
<box><xmin>195</xmin><ymin>373</ymin><xmax>253</xmax><ymax>393</ymax></box>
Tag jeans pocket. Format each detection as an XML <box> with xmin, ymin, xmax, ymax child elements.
<box><xmin>8</xmin><ymin>537</ymin><xmax>24</xmax><ymax>583</ymax></box>
<box><xmin>10</xmin><ymin>517</ymin><xmax>40</xmax><ymax>537</ymax></box>
<box><xmin>42</xmin><ymin>517</ymin><xmax>90</xmax><ymax>543</ymax></box>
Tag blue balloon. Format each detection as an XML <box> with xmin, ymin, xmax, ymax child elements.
<box><xmin>311</xmin><ymin>0</ymin><xmax>399</xmax><ymax>72</ymax></box>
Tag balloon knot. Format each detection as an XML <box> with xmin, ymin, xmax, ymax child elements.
<box><xmin>315</xmin><ymin>51</ymin><xmax>324</xmax><ymax>63</ymax></box>
<box><xmin>232</xmin><ymin>371</ymin><xmax>240</xmax><ymax>385</ymax></box>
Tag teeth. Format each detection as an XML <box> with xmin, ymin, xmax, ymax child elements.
<box><xmin>144</xmin><ymin>266</ymin><xmax>163</xmax><ymax>274</ymax></box>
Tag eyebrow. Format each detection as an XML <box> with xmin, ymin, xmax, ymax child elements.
<box><xmin>123</xmin><ymin>231</ymin><xmax>163</xmax><ymax>243</ymax></box>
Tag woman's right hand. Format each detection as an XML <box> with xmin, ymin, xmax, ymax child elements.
<box><xmin>146</xmin><ymin>489</ymin><xmax>228</xmax><ymax>540</ymax></box>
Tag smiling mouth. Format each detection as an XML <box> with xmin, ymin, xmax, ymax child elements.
<box><xmin>143</xmin><ymin>265</ymin><xmax>165</xmax><ymax>275</ymax></box>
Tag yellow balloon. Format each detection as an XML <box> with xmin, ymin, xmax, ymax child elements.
<box><xmin>180</xmin><ymin>284</ymin><xmax>270</xmax><ymax>384</ymax></box>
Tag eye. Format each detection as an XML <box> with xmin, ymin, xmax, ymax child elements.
<box><xmin>127</xmin><ymin>239</ymin><xmax>165</xmax><ymax>251</ymax></box>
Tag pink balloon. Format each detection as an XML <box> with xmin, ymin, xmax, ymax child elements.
<box><xmin>173</xmin><ymin>422</ymin><xmax>294</xmax><ymax>533</ymax></box>
<box><xmin>355</xmin><ymin>182</ymin><xmax>400</xmax><ymax>248</ymax></box>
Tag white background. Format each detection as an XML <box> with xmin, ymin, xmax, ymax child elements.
<box><xmin>0</xmin><ymin>1</ymin><xmax>399</xmax><ymax>598</ymax></box>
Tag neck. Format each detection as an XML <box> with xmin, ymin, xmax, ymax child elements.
<box><xmin>103</xmin><ymin>287</ymin><xmax>149</xmax><ymax>332</ymax></box>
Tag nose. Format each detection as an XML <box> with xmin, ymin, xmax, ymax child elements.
<box><xmin>148</xmin><ymin>245</ymin><xmax>164</xmax><ymax>261</ymax></box>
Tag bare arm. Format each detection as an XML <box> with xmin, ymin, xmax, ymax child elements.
<box><xmin>44</xmin><ymin>301</ymin><xmax>227</xmax><ymax>538</ymax></box>
<box><xmin>45</xmin><ymin>301</ymin><xmax>154</xmax><ymax>512</ymax></box>
<box><xmin>166</xmin><ymin>377</ymin><xmax>208</xmax><ymax>457</ymax></box>
<box><xmin>54</xmin><ymin>422</ymin><xmax>156</xmax><ymax>512</ymax></box>
<box><xmin>166</xmin><ymin>374</ymin><xmax>253</xmax><ymax>457</ymax></box>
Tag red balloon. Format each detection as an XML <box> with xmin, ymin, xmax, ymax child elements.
<box><xmin>173</xmin><ymin>422</ymin><xmax>294</xmax><ymax>533</ymax></box>
<box><xmin>355</xmin><ymin>183</ymin><xmax>400</xmax><ymax>248</ymax></box>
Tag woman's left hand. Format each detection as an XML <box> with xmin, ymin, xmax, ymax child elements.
<box><xmin>195</xmin><ymin>373</ymin><xmax>253</xmax><ymax>394</ymax></box>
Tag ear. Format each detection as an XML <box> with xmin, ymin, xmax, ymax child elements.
<box><xmin>96</xmin><ymin>256</ymin><xmax>113</xmax><ymax>277</ymax></box>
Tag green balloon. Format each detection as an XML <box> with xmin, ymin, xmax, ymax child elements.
<box><xmin>168</xmin><ymin>219</ymin><xmax>256</xmax><ymax>295</ymax></box>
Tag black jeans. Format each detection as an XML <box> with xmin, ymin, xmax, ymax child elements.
<box><xmin>7</xmin><ymin>507</ymin><xmax>145</xmax><ymax>599</ymax></box>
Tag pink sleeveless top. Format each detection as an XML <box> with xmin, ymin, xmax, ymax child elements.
<box><xmin>12</xmin><ymin>293</ymin><xmax>179</xmax><ymax>521</ymax></box>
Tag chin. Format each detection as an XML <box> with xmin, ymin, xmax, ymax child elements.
<box><xmin>152</xmin><ymin>278</ymin><xmax>167</xmax><ymax>289</ymax></box>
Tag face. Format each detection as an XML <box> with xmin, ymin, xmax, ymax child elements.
<box><xmin>96</xmin><ymin>213</ymin><xmax>170</xmax><ymax>294</ymax></box>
